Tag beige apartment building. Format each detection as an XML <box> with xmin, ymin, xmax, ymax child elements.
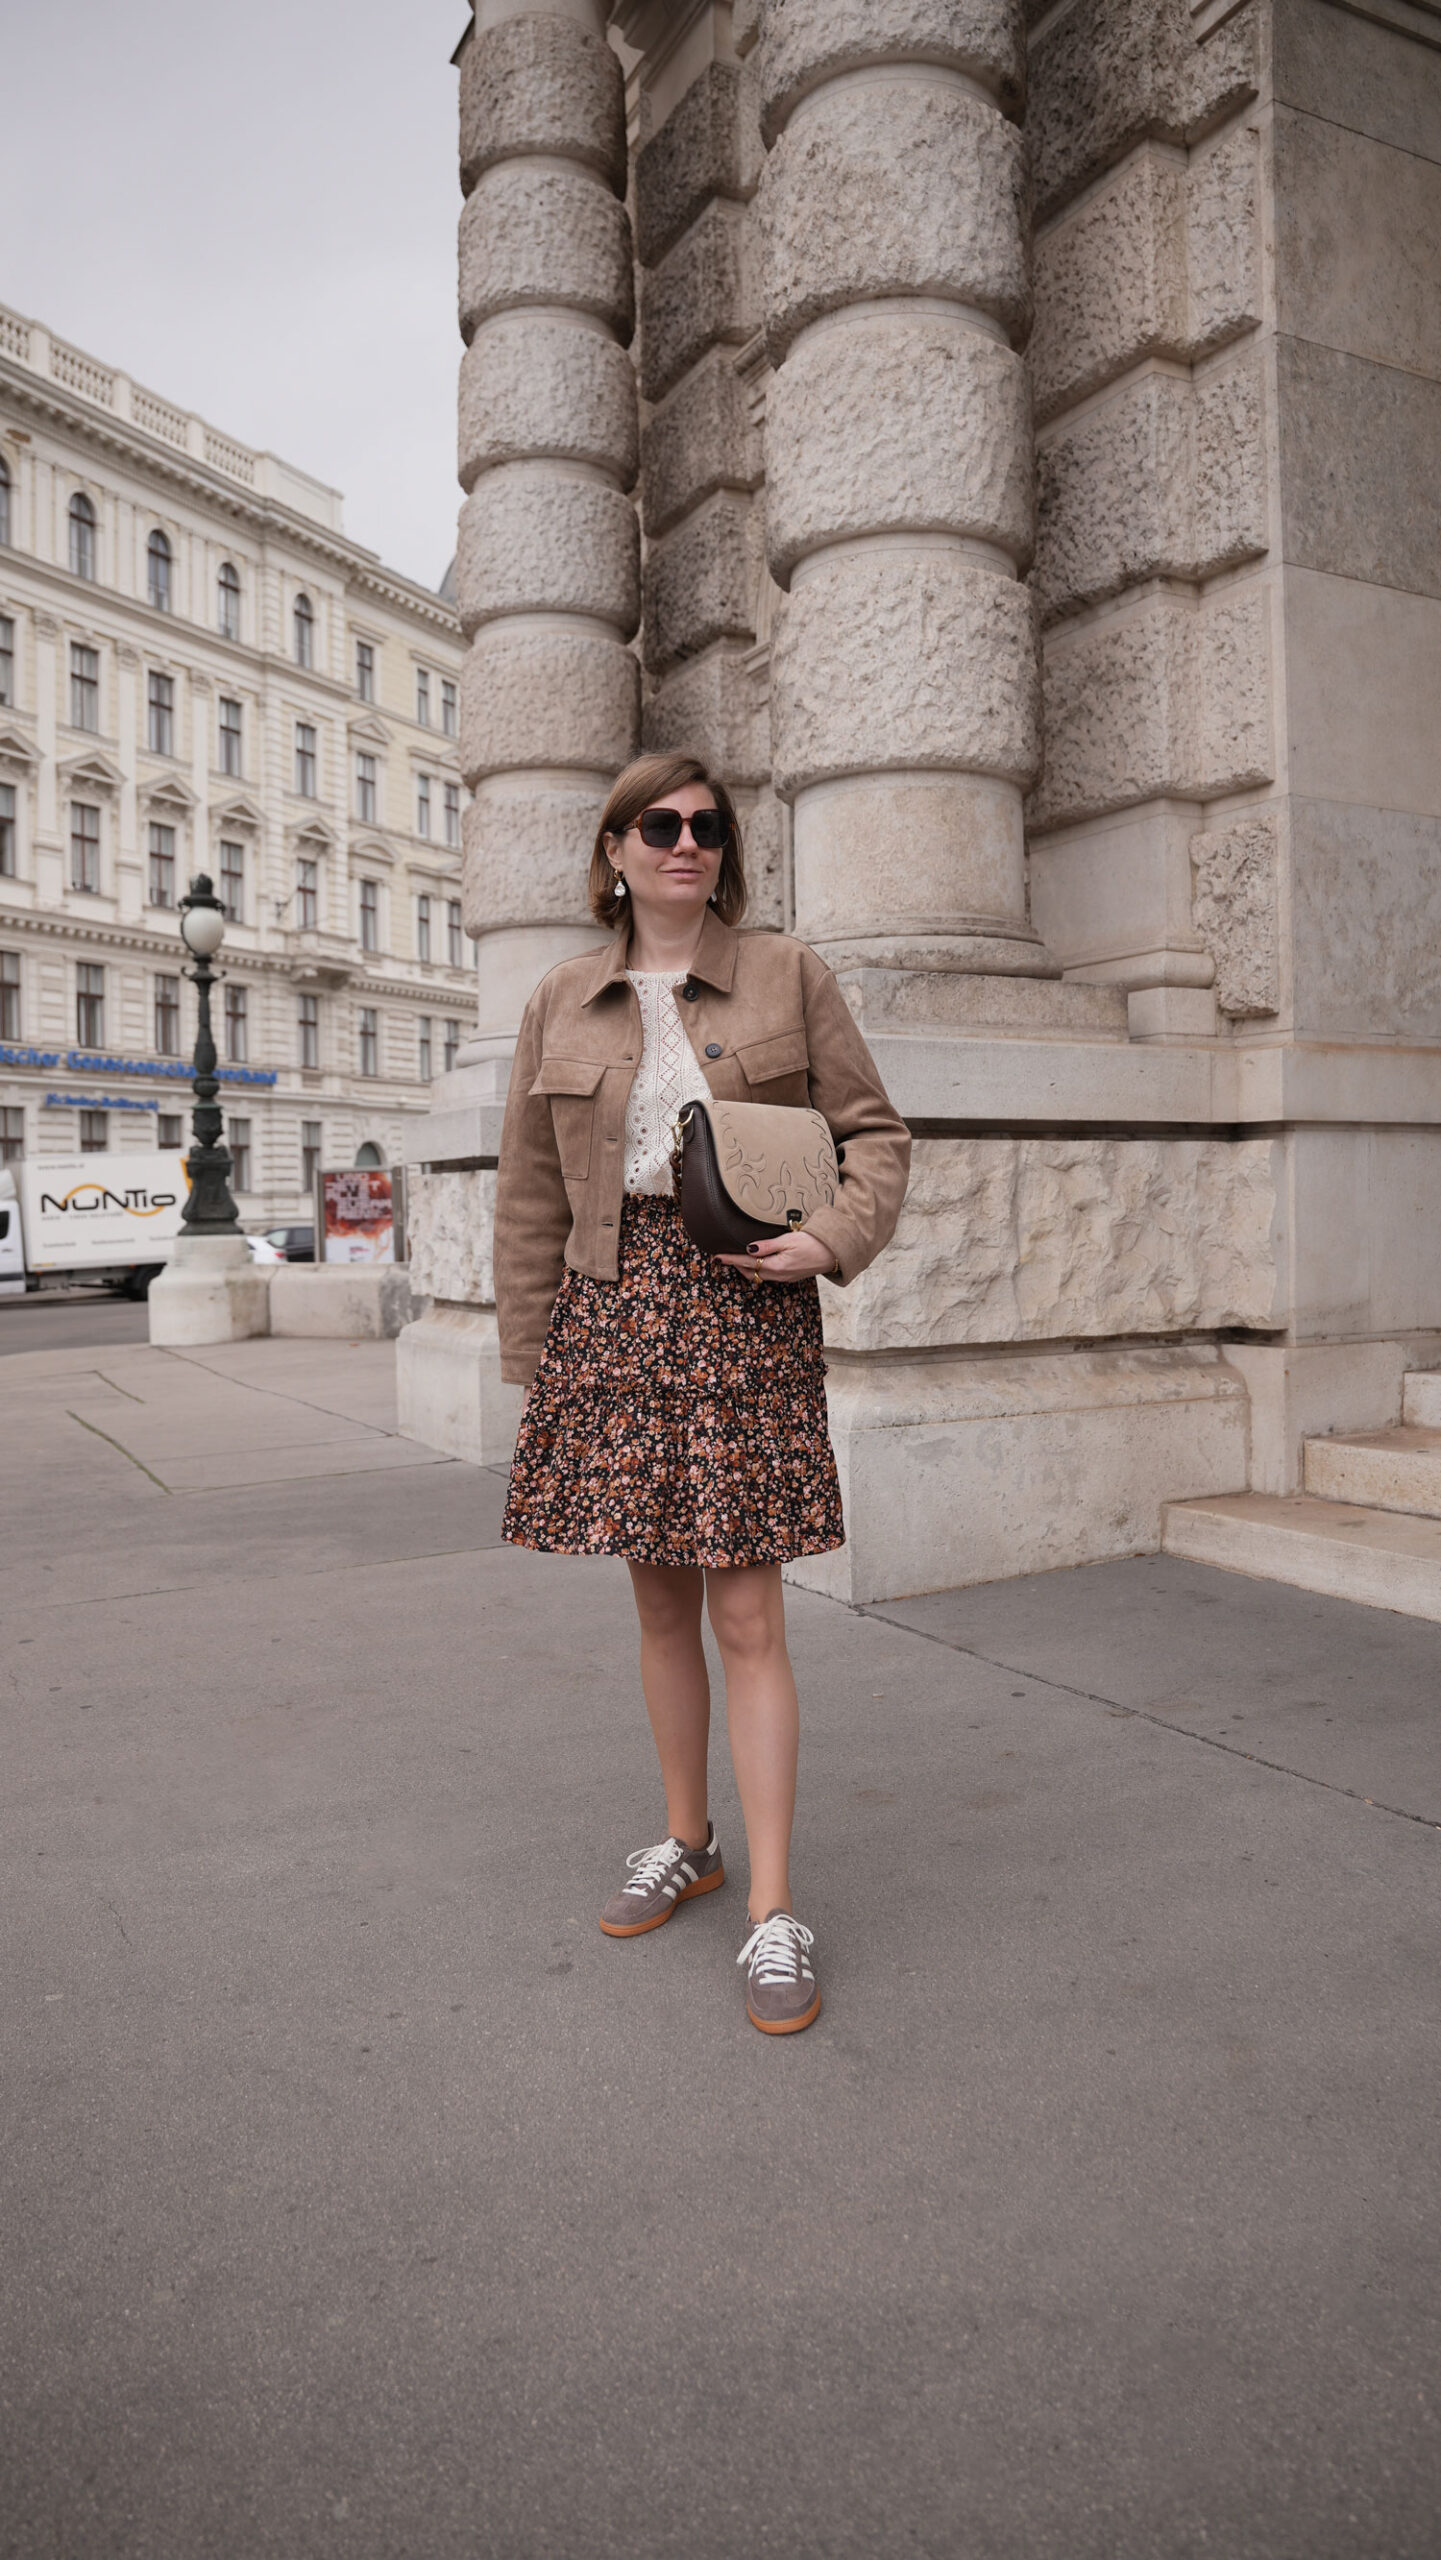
<box><xmin>0</xmin><ymin>302</ymin><xmax>473</xmax><ymax>1226</ymax></box>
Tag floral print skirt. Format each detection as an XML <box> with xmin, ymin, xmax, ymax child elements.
<box><xmin>502</xmin><ymin>1192</ymin><xmax>844</xmax><ymax>1569</ymax></box>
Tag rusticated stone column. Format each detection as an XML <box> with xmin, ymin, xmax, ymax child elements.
<box><xmin>456</xmin><ymin>0</ymin><xmax>639</xmax><ymax>1040</ymax></box>
<box><xmin>757</xmin><ymin>0</ymin><xmax>1050</xmax><ymax>981</ymax></box>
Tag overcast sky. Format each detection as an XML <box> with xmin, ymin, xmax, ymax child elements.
<box><xmin>2</xmin><ymin>0</ymin><xmax>473</xmax><ymax>592</ymax></box>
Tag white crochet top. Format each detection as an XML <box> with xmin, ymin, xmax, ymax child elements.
<box><xmin>623</xmin><ymin>971</ymin><xmax>714</xmax><ymax>1195</ymax></box>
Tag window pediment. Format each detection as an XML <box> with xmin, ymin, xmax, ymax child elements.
<box><xmin>0</xmin><ymin>723</ymin><xmax>39</xmax><ymax>773</ymax></box>
<box><xmin>347</xmin><ymin>712</ymin><xmax>391</xmax><ymax>748</ymax></box>
<box><xmin>59</xmin><ymin>748</ymin><xmax>123</xmax><ymax>796</ymax></box>
<box><xmin>213</xmin><ymin>793</ymin><xmax>264</xmax><ymax>833</ymax></box>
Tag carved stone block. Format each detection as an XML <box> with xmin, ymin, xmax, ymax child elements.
<box><xmin>640</xmin><ymin>199</ymin><xmax>761</xmax><ymax>403</ymax></box>
<box><xmin>759</xmin><ymin>80</ymin><xmax>1029</xmax><ymax>362</ymax></box>
<box><xmin>642</xmin><ymin>490</ymin><xmax>758</xmax><ymax>675</ymax></box>
<box><xmin>818</xmin><ymin>1133</ymin><xmax>1283</xmax><ymax>1350</ymax></box>
<box><xmin>765</xmin><ymin>311</ymin><xmax>1033</xmax><ymax>580</ymax></box>
<box><xmin>756</xmin><ymin>0</ymin><xmax>1026</xmax><ymax>142</ymax></box>
<box><xmin>459</xmin><ymin>316</ymin><xmax>637</xmax><ymax>493</ymax></box>
<box><xmin>1031</xmin><ymin>586</ymin><xmax>1271</xmax><ymax>830</ymax></box>
<box><xmin>643</xmin><ymin>642</ymin><xmax>771</xmax><ymax>787</ymax></box>
<box><xmin>459</xmin><ymin>163</ymin><xmax>634</xmax><ymax>344</ymax></box>
<box><xmin>1190</xmin><ymin>810</ymin><xmax>1280</xmax><ymax>1016</ymax></box>
<box><xmin>1031</xmin><ymin>129</ymin><xmax>1259</xmax><ymax>424</ymax></box>
<box><xmin>457</xmin><ymin>467</ymin><xmax>639</xmax><ymax>637</ymax></box>
<box><xmin>1029</xmin><ymin>0</ymin><xmax>1259</xmax><ymax>225</ymax></box>
<box><xmin>459</xmin><ymin>15</ymin><xmax>626</xmax><ymax>199</ymax></box>
<box><xmin>635</xmin><ymin>61</ymin><xmax>763</xmax><ymax>269</ymax></box>
<box><xmin>771</xmin><ymin>551</ymin><xmax>1038</xmax><ymax>798</ymax></box>
<box><xmin>408</xmin><ymin>1169</ymin><xmax>497</xmax><ymax>1307</ymax></box>
<box><xmin>641</xmin><ymin>347</ymin><xmax>761</xmax><ymax>538</ymax></box>
<box><xmin>462</xmin><ymin>626</ymin><xmax>640</xmax><ymax>781</ymax></box>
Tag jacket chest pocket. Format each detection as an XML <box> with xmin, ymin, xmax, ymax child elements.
<box><xmin>531</xmin><ymin>1056</ymin><xmax>608</xmax><ymax>1181</ymax></box>
<box><xmin>734</xmin><ymin>1028</ymin><xmax>810</xmax><ymax>1103</ymax></box>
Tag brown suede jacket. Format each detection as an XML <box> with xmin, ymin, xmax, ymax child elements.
<box><xmin>493</xmin><ymin>911</ymin><xmax>911</xmax><ymax>1386</ymax></box>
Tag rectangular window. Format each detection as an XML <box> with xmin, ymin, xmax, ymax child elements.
<box><xmin>443</xmin><ymin>1018</ymin><xmax>460</xmax><ymax>1072</ymax></box>
<box><xmin>415</xmin><ymin>894</ymin><xmax>431</xmax><ymax>963</ymax></box>
<box><xmin>301</xmin><ymin>1119</ymin><xmax>322</xmax><ymax>1190</ymax></box>
<box><xmin>147</xmin><ymin>670</ymin><xmax>174</xmax><ymax>756</ymax></box>
<box><xmin>416</xmin><ymin>668</ymin><xmax>430</xmax><ymax>726</ymax></box>
<box><xmin>0</xmin><ymin>615</ymin><xmax>12</xmax><ymax>706</ymax></box>
<box><xmin>296</xmin><ymin>856</ymin><xmax>318</xmax><ymax>931</ymax></box>
<box><xmin>358</xmin><ymin>1007</ymin><xmax>379</xmax><ymax>1078</ymax></box>
<box><xmin>444</xmin><ymin>781</ymin><xmax>460</xmax><ymax>849</ymax></box>
<box><xmin>76</xmin><ymin>963</ymin><xmax>105</xmax><ymax>1046</ymax></box>
<box><xmin>70</xmin><ymin>643</ymin><xmax>99</xmax><ymax>732</ymax></box>
<box><xmin>154</xmin><ymin>973</ymin><xmax>180</xmax><ymax>1055</ymax></box>
<box><xmin>228</xmin><ymin>1116</ymin><xmax>251</xmax><ymax>1191</ymax></box>
<box><xmin>441</xmin><ymin>678</ymin><xmax>457</xmax><ymax>738</ymax></box>
<box><xmin>298</xmin><ymin>992</ymin><xmax>320</xmax><ymax>1069</ymax></box>
<box><xmin>148</xmin><ymin>822</ymin><xmax>176</xmax><ymax>908</ymax></box>
<box><xmin>447</xmin><ymin>899</ymin><xmax>464</xmax><ymax>968</ymax></box>
<box><xmin>416</xmin><ymin>773</ymin><xmax>431</xmax><ymax>839</ymax></box>
<box><xmin>359</xmin><ymin>878</ymin><xmax>379</xmax><ymax>952</ymax></box>
<box><xmin>158</xmin><ymin>1112</ymin><xmax>184</xmax><ymax>1150</ymax></box>
<box><xmin>355</xmin><ymin>641</ymin><xmax>374</xmax><ymax>702</ymax></box>
<box><xmin>0</xmin><ymin>782</ymin><xmax>14</xmax><ymax>879</ymax></box>
<box><xmin>294</xmin><ymin>723</ymin><xmax>317</xmax><ymax>797</ymax></box>
<box><xmin>355</xmin><ymin>752</ymin><xmax>376</xmax><ymax>824</ymax></box>
<box><xmin>220</xmin><ymin>840</ymin><xmax>244</xmax><ymax>923</ymax></box>
<box><xmin>70</xmin><ymin>802</ymin><xmax>100</xmax><ymax>894</ymax></box>
<box><xmin>418</xmin><ymin>1014</ymin><xmax>432</xmax><ymax>1081</ymax></box>
<box><xmin>224</xmin><ymin>982</ymin><xmax>248</xmax><ymax>1063</ymax></box>
<box><xmin>219</xmin><ymin>696</ymin><xmax>242</xmax><ymax>776</ymax></box>
<box><xmin>0</xmin><ymin>951</ymin><xmax>19</xmax><ymax>1042</ymax></box>
<box><xmin>0</xmin><ymin>1105</ymin><xmax>24</xmax><ymax>1163</ymax></box>
<box><xmin>79</xmin><ymin>1109</ymin><xmax>108</xmax><ymax>1153</ymax></box>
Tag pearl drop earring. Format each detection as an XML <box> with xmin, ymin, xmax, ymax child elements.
<box><xmin>613</xmin><ymin>872</ymin><xmax>627</xmax><ymax>898</ymax></box>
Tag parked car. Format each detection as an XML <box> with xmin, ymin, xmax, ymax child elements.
<box><xmin>244</xmin><ymin>1234</ymin><xmax>284</xmax><ymax>1264</ymax></box>
<box><xmin>261</xmin><ymin>1224</ymin><xmax>316</xmax><ymax>1262</ymax></box>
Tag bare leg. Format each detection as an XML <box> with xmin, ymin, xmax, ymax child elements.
<box><xmin>705</xmin><ymin>1563</ymin><xmax>799</xmax><ymax>1922</ymax></box>
<box><xmin>625</xmin><ymin>1560</ymin><xmax>711</xmax><ymax>1847</ymax></box>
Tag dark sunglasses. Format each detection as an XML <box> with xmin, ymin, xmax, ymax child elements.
<box><xmin>634</xmin><ymin>804</ymin><xmax>730</xmax><ymax>852</ymax></box>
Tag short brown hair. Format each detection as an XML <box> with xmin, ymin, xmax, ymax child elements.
<box><xmin>588</xmin><ymin>752</ymin><xmax>746</xmax><ymax>930</ymax></box>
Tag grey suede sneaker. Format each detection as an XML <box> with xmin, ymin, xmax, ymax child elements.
<box><xmin>599</xmin><ymin>1825</ymin><xmax>725</xmax><ymax>1937</ymax></box>
<box><xmin>737</xmin><ymin>1909</ymin><xmax>821</xmax><ymax>2034</ymax></box>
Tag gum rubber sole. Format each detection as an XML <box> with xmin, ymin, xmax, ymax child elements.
<box><xmin>747</xmin><ymin>1987</ymin><xmax>822</xmax><ymax>2035</ymax></box>
<box><xmin>598</xmin><ymin>1861</ymin><xmax>725</xmax><ymax>1937</ymax></box>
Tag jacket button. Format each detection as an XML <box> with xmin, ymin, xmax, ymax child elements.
<box><xmin>680</xmin><ymin>981</ymin><xmax>699</xmax><ymax>1002</ymax></box>
<box><xmin>704</xmin><ymin>1043</ymin><xmax>722</xmax><ymax>1059</ymax></box>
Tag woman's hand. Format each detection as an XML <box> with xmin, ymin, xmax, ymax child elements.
<box><xmin>716</xmin><ymin>1230</ymin><xmax>838</xmax><ymax>1283</ymax></box>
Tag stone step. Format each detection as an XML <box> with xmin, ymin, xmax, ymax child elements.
<box><xmin>1162</xmin><ymin>1492</ymin><xmax>1441</xmax><ymax>1623</ymax></box>
<box><xmin>1303</xmin><ymin>1426</ymin><xmax>1441</xmax><ymax>1521</ymax></box>
<box><xmin>1403</xmin><ymin>1370</ymin><xmax>1441</xmax><ymax>1428</ymax></box>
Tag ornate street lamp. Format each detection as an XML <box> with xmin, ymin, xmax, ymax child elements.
<box><xmin>177</xmin><ymin>873</ymin><xmax>241</xmax><ymax>1235</ymax></box>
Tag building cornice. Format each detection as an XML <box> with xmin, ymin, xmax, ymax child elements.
<box><xmin>0</xmin><ymin>360</ymin><xmax>461</xmax><ymax>638</ymax></box>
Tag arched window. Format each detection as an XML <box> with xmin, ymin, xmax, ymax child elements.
<box><xmin>293</xmin><ymin>592</ymin><xmax>313</xmax><ymax>668</ymax></box>
<box><xmin>0</xmin><ymin>457</ymin><xmax>10</xmax><ymax>548</ymax></box>
<box><xmin>147</xmin><ymin>528</ymin><xmax>172</xmax><ymax>612</ymax></box>
<box><xmin>217</xmin><ymin>560</ymin><xmax>240</xmax><ymax>641</ymax></box>
<box><xmin>354</xmin><ymin>1140</ymin><xmax>384</xmax><ymax>1168</ymax></box>
<box><xmin>69</xmin><ymin>491</ymin><xmax>96</xmax><ymax>580</ymax></box>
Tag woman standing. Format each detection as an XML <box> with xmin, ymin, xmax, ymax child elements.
<box><xmin>496</xmin><ymin>752</ymin><xmax>909</xmax><ymax>2034</ymax></box>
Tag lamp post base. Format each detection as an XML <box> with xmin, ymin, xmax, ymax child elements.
<box><xmin>148</xmin><ymin>1234</ymin><xmax>271</xmax><ymax>1347</ymax></box>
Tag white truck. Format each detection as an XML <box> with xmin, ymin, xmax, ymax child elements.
<box><xmin>0</xmin><ymin>1152</ymin><xmax>190</xmax><ymax>1299</ymax></box>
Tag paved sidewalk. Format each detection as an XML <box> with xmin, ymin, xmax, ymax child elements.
<box><xmin>3</xmin><ymin>1337</ymin><xmax>1439</xmax><ymax>2560</ymax></box>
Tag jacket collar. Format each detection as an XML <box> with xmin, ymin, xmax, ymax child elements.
<box><xmin>578</xmin><ymin>904</ymin><xmax>739</xmax><ymax>1005</ymax></box>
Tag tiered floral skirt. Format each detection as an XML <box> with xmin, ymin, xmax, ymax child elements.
<box><xmin>501</xmin><ymin>1192</ymin><xmax>844</xmax><ymax>1569</ymax></box>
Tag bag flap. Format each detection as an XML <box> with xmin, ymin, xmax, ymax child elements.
<box><xmin>530</xmin><ymin>1055</ymin><xmax>607</xmax><ymax>1098</ymax></box>
<box><xmin>735</xmin><ymin>1029</ymin><xmax>809</xmax><ymax>1083</ymax></box>
<box><xmin>702</xmin><ymin>1098</ymin><xmax>838</xmax><ymax>1223</ymax></box>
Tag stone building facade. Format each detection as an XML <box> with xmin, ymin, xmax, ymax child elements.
<box><xmin>400</xmin><ymin>0</ymin><xmax>1441</xmax><ymax>1609</ymax></box>
<box><xmin>0</xmin><ymin>306</ymin><xmax>474</xmax><ymax>1227</ymax></box>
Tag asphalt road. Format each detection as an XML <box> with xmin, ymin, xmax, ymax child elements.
<box><xmin>0</xmin><ymin>1289</ymin><xmax>150</xmax><ymax>1353</ymax></box>
<box><xmin>2</xmin><ymin>1337</ymin><xmax>1439</xmax><ymax>2560</ymax></box>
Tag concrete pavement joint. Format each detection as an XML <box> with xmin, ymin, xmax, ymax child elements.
<box><xmin>859</xmin><ymin>1605</ymin><xmax>1441</xmax><ymax>1835</ymax></box>
<box><xmin>65</xmin><ymin>1409</ymin><xmax>171</xmax><ymax>1494</ymax></box>
<box><xmin>91</xmin><ymin>1369</ymin><xmax>146</xmax><ymax>1404</ymax></box>
<box><xmin>162</xmin><ymin>1344</ymin><xmax>408</xmax><ymax>1436</ymax></box>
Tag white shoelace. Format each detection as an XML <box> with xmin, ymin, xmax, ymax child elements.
<box><xmin>622</xmin><ymin>1835</ymin><xmax>690</xmax><ymax>1896</ymax></box>
<box><xmin>737</xmin><ymin>1912</ymin><xmax>815</xmax><ymax>1981</ymax></box>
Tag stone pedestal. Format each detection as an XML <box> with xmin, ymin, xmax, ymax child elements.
<box><xmin>396</xmin><ymin>1306</ymin><xmax>523</xmax><ymax>1468</ymax></box>
<box><xmin>147</xmin><ymin>1235</ymin><xmax>270</xmax><ymax>1347</ymax></box>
